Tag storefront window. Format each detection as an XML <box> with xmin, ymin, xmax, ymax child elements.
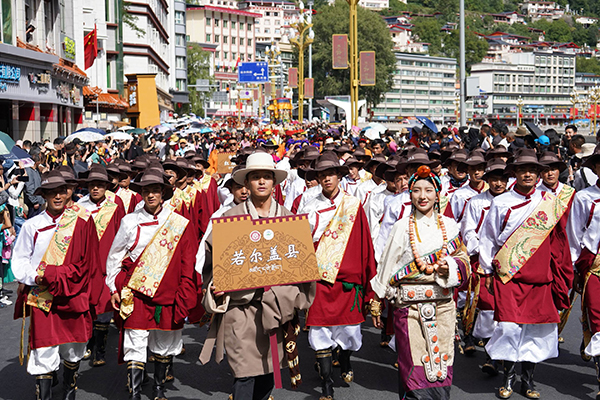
<box><xmin>1</xmin><ymin>0</ymin><xmax>12</xmax><ymax>44</ymax></box>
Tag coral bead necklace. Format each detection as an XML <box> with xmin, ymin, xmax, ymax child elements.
<box><xmin>409</xmin><ymin>211</ymin><xmax>448</xmax><ymax>274</ymax></box>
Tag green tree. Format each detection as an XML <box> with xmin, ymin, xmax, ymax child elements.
<box><xmin>411</xmin><ymin>17</ymin><xmax>443</xmax><ymax>55</ymax></box>
<box><xmin>187</xmin><ymin>43</ymin><xmax>214</xmax><ymax>116</ymax></box>
<box><xmin>378</xmin><ymin>0</ymin><xmax>409</xmax><ymax>16</ymax></box>
<box><xmin>577</xmin><ymin>57</ymin><xmax>600</xmax><ymax>75</ymax></box>
<box><xmin>543</xmin><ymin>19</ymin><xmax>573</xmax><ymax>42</ymax></box>
<box><xmin>312</xmin><ymin>0</ymin><xmax>395</xmax><ymax>108</ymax></box>
<box><xmin>442</xmin><ymin>29</ymin><xmax>489</xmax><ymax>72</ymax></box>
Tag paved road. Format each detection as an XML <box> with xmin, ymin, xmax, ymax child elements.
<box><xmin>0</xmin><ymin>281</ymin><xmax>597</xmax><ymax>399</ymax></box>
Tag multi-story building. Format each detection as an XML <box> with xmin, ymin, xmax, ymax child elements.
<box><xmin>0</xmin><ymin>0</ymin><xmax>87</xmax><ymax>141</ymax></box>
<box><xmin>170</xmin><ymin>0</ymin><xmax>190</xmax><ymax>113</ymax></box>
<box><xmin>575</xmin><ymin>72</ymin><xmax>600</xmax><ymax>92</ymax></box>
<box><xmin>372</xmin><ymin>53</ymin><xmax>460</xmax><ymax>123</ymax></box>
<box><xmin>470</xmin><ymin>51</ymin><xmax>576</xmax><ymax>125</ymax></box>
<box><xmin>187</xmin><ymin>3</ymin><xmax>260</xmax><ymax>116</ymax></box>
<box><xmin>238</xmin><ymin>0</ymin><xmax>299</xmax><ymax>43</ymax></box>
<box><xmin>327</xmin><ymin>0</ymin><xmax>390</xmax><ymax>10</ymax></box>
<box><xmin>520</xmin><ymin>1</ymin><xmax>564</xmax><ymax>21</ymax></box>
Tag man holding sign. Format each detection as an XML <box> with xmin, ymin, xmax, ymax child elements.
<box><xmin>106</xmin><ymin>168</ymin><xmax>197</xmax><ymax>400</ymax></box>
<box><xmin>297</xmin><ymin>152</ymin><xmax>377</xmax><ymax>400</ymax></box>
<box><xmin>200</xmin><ymin>152</ymin><xmax>316</xmax><ymax>400</ymax></box>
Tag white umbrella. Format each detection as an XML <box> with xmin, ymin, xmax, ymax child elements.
<box><xmin>368</xmin><ymin>122</ymin><xmax>387</xmax><ymax>134</ymax></box>
<box><xmin>364</xmin><ymin>128</ymin><xmax>380</xmax><ymax>140</ymax></box>
<box><xmin>117</xmin><ymin>125</ymin><xmax>134</xmax><ymax>132</ymax></box>
<box><xmin>64</xmin><ymin>130</ymin><xmax>106</xmax><ymax>143</ymax></box>
<box><xmin>106</xmin><ymin>131</ymin><xmax>133</xmax><ymax>141</ymax></box>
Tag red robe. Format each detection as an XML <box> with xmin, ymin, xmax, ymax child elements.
<box><xmin>493</xmin><ymin>221</ymin><xmax>573</xmax><ymax>324</ymax></box>
<box><xmin>306</xmin><ymin>206</ymin><xmax>377</xmax><ymax>327</ymax></box>
<box><xmin>575</xmin><ymin>248</ymin><xmax>600</xmax><ymax>334</ymax></box>
<box><xmin>14</xmin><ymin>216</ymin><xmax>100</xmax><ymax>349</ymax></box>
<box><xmin>89</xmin><ymin>200</ymin><xmax>126</xmax><ymax>317</ymax></box>
<box><xmin>114</xmin><ymin>223</ymin><xmax>198</xmax><ymax>331</ymax></box>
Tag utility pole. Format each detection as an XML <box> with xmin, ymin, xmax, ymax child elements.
<box><xmin>348</xmin><ymin>0</ymin><xmax>359</xmax><ymax>127</ymax></box>
<box><xmin>459</xmin><ymin>0</ymin><xmax>466</xmax><ymax>126</ymax></box>
<box><xmin>308</xmin><ymin>0</ymin><xmax>314</xmax><ymax>121</ymax></box>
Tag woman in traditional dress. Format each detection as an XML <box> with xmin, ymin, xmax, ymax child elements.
<box><xmin>370</xmin><ymin>165</ymin><xmax>469</xmax><ymax>399</ymax></box>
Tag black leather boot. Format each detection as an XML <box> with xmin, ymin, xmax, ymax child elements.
<box><xmin>481</xmin><ymin>350</ymin><xmax>499</xmax><ymax>376</ymax></box>
<box><xmin>165</xmin><ymin>357</ymin><xmax>174</xmax><ymax>382</ymax></box>
<box><xmin>331</xmin><ymin>346</ymin><xmax>340</xmax><ymax>367</ymax></box>
<box><xmin>594</xmin><ymin>357</ymin><xmax>600</xmax><ymax>400</ymax></box>
<box><xmin>499</xmin><ymin>361</ymin><xmax>516</xmax><ymax>399</ymax></box>
<box><xmin>520</xmin><ymin>362</ymin><xmax>540</xmax><ymax>399</ymax></box>
<box><xmin>153</xmin><ymin>355</ymin><xmax>171</xmax><ymax>400</ymax></box>
<box><xmin>35</xmin><ymin>374</ymin><xmax>53</xmax><ymax>400</ymax></box>
<box><xmin>315</xmin><ymin>349</ymin><xmax>334</xmax><ymax>399</ymax></box>
<box><xmin>127</xmin><ymin>361</ymin><xmax>145</xmax><ymax>400</ymax></box>
<box><xmin>62</xmin><ymin>360</ymin><xmax>80</xmax><ymax>400</ymax></box>
<box><xmin>83</xmin><ymin>336</ymin><xmax>94</xmax><ymax>360</ymax></box>
<box><xmin>92</xmin><ymin>322</ymin><xmax>109</xmax><ymax>367</ymax></box>
<box><xmin>339</xmin><ymin>349</ymin><xmax>354</xmax><ymax>383</ymax></box>
<box><xmin>463</xmin><ymin>334</ymin><xmax>476</xmax><ymax>356</ymax></box>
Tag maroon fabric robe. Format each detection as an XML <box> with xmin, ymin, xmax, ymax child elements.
<box><xmin>14</xmin><ymin>215</ymin><xmax>99</xmax><ymax>349</ymax></box>
<box><xmin>306</xmin><ymin>206</ymin><xmax>377</xmax><ymax>327</ymax></box>
<box><xmin>575</xmin><ymin>248</ymin><xmax>600</xmax><ymax>335</ymax></box>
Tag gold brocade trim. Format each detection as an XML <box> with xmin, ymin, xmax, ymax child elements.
<box><xmin>184</xmin><ymin>185</ymin><xmax>199</xmax><ymax>207</ymax></box>
<box><xmin>493</xmin><ymin>192</ymin><xmax>565</xmax><ymax>284</ymax></box>
<box><xmin>119</xmin><ymin>287</ymin><xmax>134</xmax><ymax>320</ymax></box>
<box><xmin>169</xmin><ymin>188</ymin><xmax>192</xmax><ymax>212</ymax></box>
<box><xmin>315</xmin><ymin>194</ymin><xmax>360</xmax><ymax>284</ymax></box>
<box><xmin>194</xmin><ymin>174</ymin><xmax>212</xmax><ymax>192</ymax></box>
<box><xmin>439</xmin><ymin>195</ymin><xmax>449</xmax><ymax>215</ymax></box>
<box><xmin>118</xmin><ymin>189</ymin><xmax>134</xmax><ymax>211</ymax></box>
<box><xmin>127</xmin><ymin>212</ymin><xmax>189</xmax><ymax>298</ymax></box>
<box><xmin>26</xmin><ymin>208</ymin><xmax>79</xmax><ymax>312</ymax></box>
<box><xmin>557</xmin><ymin>185</ymin><xmax>575</xmax><ymax>211</ymax></box>
<box><xmin>93</xmin><ymin>194</ymin><xmax>118</xmax><ymax>241</ymax></box>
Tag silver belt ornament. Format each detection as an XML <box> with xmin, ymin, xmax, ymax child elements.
<box><xmin>418</xmin><ymin>302</ymin><xmax>449</xmax><ymax>383</ymax></box>
<box><xmin>385</xmin><ymin>283</ymin><xmax>452</xmax><ymax>307</ymax></box>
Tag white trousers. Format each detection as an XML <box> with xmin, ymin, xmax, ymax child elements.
<box><xmin>308</xmin><ymin>325</ymin><xmax>362</xmax><ymax>352</ymax></box>
<box><xmin>485</xmin><ymin>322</ymin><xmax>558</xmax><ymax>363</ymax></box>
<box><xmin>473</xmin><ymin>310</ymin><xmax>497</xmax><ymax>340</ymax></box>
<box><xmin>28</xmin><ymin>342</ymin><xmax>87</xmax><ymax>375</ymax></box>
<box><xmin>585</xmin><ymin>332</ymin><xmax>600</xmax><ymax>357</ymax></box>
<box><xmin>123</xmin><ymin>329</ymin><xmax>183</xmax><ymax>363</ymax></box>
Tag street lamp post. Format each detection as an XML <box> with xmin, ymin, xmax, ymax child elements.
<box><xmin>570</xmin><ymin>90</ymin><xmax>579</xmax><ymax>123</ymax></box>
<box><xmin>347</xmin><ymin>0</ymin><xmax>359</xmax><ymax>127</ymax></box>
<box><xmin>516</xmin><ymin>96</ymin><xmax>524</xmax><ymax>126</ymax></box>
<box><xmin>290</xmin><ymin>3</ymin><xmax>314</xmax><ymax>122</ymax></box>
<box><xmin>590</xmin><ymin>86</ymin><xmax>600</xmax><ymax>135</ymax></box>
<box><xmin>307</xmin><ymin>0</ymin><xmax>314</xmax><ymax>121</ymax></box>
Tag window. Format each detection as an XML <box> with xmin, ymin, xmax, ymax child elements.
<box><xmin>224</xmin><ymin>52</ymin><xmax>228</xmax><ymax>59</ymax></box>
<box><xmin>176</xmin><ymin>56</ymin><xmax>186</xmax><ymax>69</ymax></box>
<box><xmin>265</xmin><ymin>20</ymin><xmax>270</xmax><ymax>25</ymax></box>
<box><xmin>248</xmin><ymin>23</ymin><xmax>252</xmax><ymax>31</ymax></box>
<box><xmin>255</xmin><ymin>27</ymin><xmax>260</xmax><ymax>33</ymax></box>
<box><xmin>231</xmin><ymin>22</ymin><xmax>236</xmax><ymax>29</ymax></box>
<box><xmin>215</xmin><ymin>35</ymin><xmax>220</xmax><ymax>42</ymax></box>
<box><xmin>275</xmin><ymin>20</ymin><xmax>280</xmax><ymax>25</ymax></box>
<box><xmin>247</xmin><ymin>38</ymin><xmax>252</xmax><ymax>46</ymax></box>
<box><xmin>239</xmin><ymin>38</ymin><xmax>244</xmax><ymax>46</ymax></box>
<box><xmin>223</xmin><ymin>36</ymin><xmax>227</xmax><ymax>44</ymax></box>
<box><xmin>232</xmin><ymin>53</ymin><xmax>237</xmax><ymax>61</ymax></box>
<box><xmin>240</xmin><ymin>22</ymin><xmax>244</xmax><ymax>29</ymax></box>
<box><xmin>1</xmin><ymin>0</ymin><xmax>13</xmax><ymax>44</ymax></box>
<box><xmin>232</xmin><ymin>37</ymin><xmax>236</xmax><ymax>44</ymax></box>
<box><xmin>275</xmin><ymin>29</ymin><xmax>280</xmax><ymax>34</ymax></box>
<box><xmin>176</xmin><ymin>79</ymin><xmax>186</xmax><ymax>91</ymax></box>
<box><xmin>206</xmin><ymin>33</ymin><xmax>211</xmax><ymax>42</ymax></box>
<box><xmin>223</xmin><ymin>20</ymin><xmax>228</xmax><ymax>28</ymax></box>
<box><xmin>106</xmin><ymin>61</ymin><xmax>111</xmax><ymax>88</ymax></box>
<box><xmin>176</xmin><ymin>34</ymin><xmax>185</xmax><ymax>46</ymax></box>
<box><xmin>206</xmin><ymin>17</ymin><xmax>211</xmax><ymax>26</ymax></box>
<box><xmin>175</xmin><ymin>11</ymin><xmax>184</xmax><ymax>24</ymax></box>
<box><xmin>265</xmin><ymin>28</ymin><xmax>270</xmax><ymax>33</ymax></box>
<box><xmin>215</xmin><ymin>19</ymin><xmax>219</xmax><ymax>27</ymax></box>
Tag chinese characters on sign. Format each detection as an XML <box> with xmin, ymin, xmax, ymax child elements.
<box><xmin>288</xmin><ymin>68</ymin><xmax>298</xmax><ymax>89</ymax></box>
<box><xmin>0</xmin><ymin>63</ymin><xmax>21</xmax><ymax>90</ymax></box>
<box><xmin>212</xmin><ymin>214</ymin><xmax>319</xmax><ymax>292</ymax></box>
<box><xmin>61</xmin><ymin>34</ymin><xmax>76</xmax><ymax>61</ymax></box>
<box><xmin>304</xmin><ymin>78</ymin><xmax>314</xmax><ymax>99</ymax></box>
<box><xmin>217</xmin><ymin>152</ymin><xmax>236</xmax><ymax>174</ymax></box>
<box><xmin>332</xmin><ymin>35</ymin><xmax>349</xmax><ymax>69</ymax></box>
<box><xmin>360</xmin><ymin>51</ymin><xmax>376</xmax><ymax>86</ymax></box>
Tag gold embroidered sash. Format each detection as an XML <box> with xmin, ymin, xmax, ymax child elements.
<box><xmin>557</xmin><ymin>184</ymin><xmax>575</xmax><ymax>212</ymax></box>
<box><xmin>118</xmin><ymin>188</ymin><xmax>134</xmax><ymax>211</ymax></box>
<box><xmin>194</xmin><ymin>174</ymin><xmax>212</xmax><ymax>192</ymax></box>
<box><xmin>26</xmin><ymin>209</ymin><xmax>80</xmax><ymax>312</ymax></box>
<box><xmin>439</xmin><ymin>195</ymin><xmax>449</xmax><ymax>215</ymax></box>
<box><xmin>315</xmin><ymin>194</ymin><xmax>360</xmax><ymax>284</ymax></box>
<box><xmin>169</xmin><ymin>187</ymin><xmax>193</xmax><ymax>213</ymax></box>
<box><xmin>184</xmin><ymin>185</ymin><xmax>199</xmax><ymax>207</ymax></box>
<box><xmin>93</xmin><ymin>193</ymin><xmax>119</xmax><ymax>241</ymax></box>
<box><xmin>493</xmin><ymin>192</ymin><xmax>566</xmax><ymax>284</ymax></box>
<box><xmin>125</xmin><ymin>211</ymin><xmax>188</xmax><ymax>298</ymax></box>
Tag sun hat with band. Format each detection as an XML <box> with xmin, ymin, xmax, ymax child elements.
<box><xmin>232</xmin><ymin>152</ymin><xmax>287</xmax><ymax>186</ymax></box>
<box><xmin>34</xmin><ymin>170</ymin><xmax>70</xmax><ymax>196</ymax></box>
<box><xmin>129</xmin><ymin>168</ymin><xmax>174</xmax><ymax>200</ymax></box>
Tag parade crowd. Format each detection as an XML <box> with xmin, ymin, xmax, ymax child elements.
<box><xmin>2</xmin><ymin>118</ymin><xmax>600</xmax><ymax>400</ymax></box>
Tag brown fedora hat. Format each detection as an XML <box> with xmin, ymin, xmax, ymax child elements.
<box><xmin>231</xmin><ymin>146</ymin><xmax>255</xmax><ymax>165</ymax></box>
<box><xmin>34</xmin><ymin>170</ymin><xmax>69</xmax><ymax>195</ymax></box>
<box><xmin>176</xmin><ymin>157</ymin><xmax>196</xmax><ymax>175</ymax></box>
<box><xmin>482</xmin><ymin>158</ymin><xmax>508</xmax><ymax>180</ymax></box>
<box><xmin>505</xmin><ymin>148</ymin><xmax>544</xmax><ymax>172</ymax></box>
<box><xmin>162</xmin><ymin>159</ymin><xmax>187</xmax><ymax>180</ymax></box>
<box><xmin>440</xmin><ymin>142</ymin><xmax>459</xmax><ymax>162</ymax></box>
<box><xmin>353</xmin><ymin>147</ymin><xmax>372</xmax><ymax>162</ymax></box>
<box><xmin>364</xmin><ymin>154</ymin><xmax>386</xmax><ymax>171</ymax></box>
<box><xmin>405</xmin><ymin>148</ymin><xmax>440</xmax><ymax>168</ymax></box>
<box><xmin>484</xmin><ymin>145</ymin><xmax>512</xmax><ymax>161</ymax></box>
<box><xmin>463</xmin><ymin>150</ymin><xmax>487</xmax><ymax>166</ymax></box>
<box><xmin>343</xmin><ymin>156</ymin><xmax>364</xmax><ymax>169</ymax></box>
<box><xmin>78</xmin><ymin>164</ymin><xmax>112</xmax><ymax>186</ymax></box>
<box><xmin>57</xmin><ymin>165</ymin><xmax>78</xmax><ymax>185</ymax></box>
<box><xmin>300</xmin><ymin>146</ymin><xmax>320</xmax><ymax>162</ymax></box>
<box><xmin>129</xmin><ymin>168</ymin><xmax>174</xmax><ymax>200</ymax></box>
<box><xmin>538</xmin><ymin>151</ymin><xmax>567</xmax><ymax>173</ymax></box>
<box><xmin>383</xmin><ymin>157</ymin><xmax>408</xmax><ymax>181</ymax></box>
<box><xmin>106</xmin><ymin>163</ymin><xmax>128</xmax><ymax>180</ymax></box>
<box><xmin>311</xmin><ymin>152</ymin><xmax>349</xmax><ymax>177</ymax></box>
<box><xmin>442</xmin><ymin>149</ymin><xmax>468</xmax><ymax>167</ymax></box>
<box><xmin>334</xmin><ymin>144</ymin><xmax>352</xmax><ymax>154</ymax></box>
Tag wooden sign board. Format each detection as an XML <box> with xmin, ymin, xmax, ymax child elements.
<box><xmin>212</xmin><ymin>214</ymin><xmax>319</xmax><ymax>292</ymax></box>
<box><xmin>217</xmin><ymin>152</ymin><xmax>236</xmax><ymax>174</ymax></box>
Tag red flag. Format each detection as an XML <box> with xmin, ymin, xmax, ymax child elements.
<box><xmin>84</xmin><ymin>25</ymin><xmax>98</xmax><ymax>70</ymax></box>
<box><xmin>234</xmin><ymin>56</ymin><xmax>241</xmax><ymax>71</ymax></box>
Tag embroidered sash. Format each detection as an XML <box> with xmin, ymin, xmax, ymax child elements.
<box><xmin>493</xmin><ymin>192</ymin><xmax>566</xmax><ymax>284</ymax></box>
<box><xmin>26</xmin><ymin>208</ymin><xmax>80</xmax><ymax>312</ymax></box>
<box><xmin>439</xmin><ymin>195</ymin><xmax>449</xmax><ymax>215</ymax></box>
<box><xmin>169</xmin><ymin>187</ymin><xmax>193</xmax><ymax>212</ymax></box>
<box><xmin>194</xmin><ymin>174</ymin><xmax>212</xmax><ymax>192</ymax></box>
<box><xmin>315</xmin><ymin>194</ymin><xmax>360</xmax><ymax>284</ymax></box>
<box><xmin>93</xmin><ymin>191</ymin><xmax>119</xmax><ymax>240</ymax></box>
<box><xmin>184</xmin><ymin>185</ymin><xmax>199</xmax><ymax>207</ymax></box>
<box><xmin>127</xmin><ymin>212</ymin><xmax>189</xmax><ymax>298</ymax></box>
<box><xmin>389</xmin><ymin>235</ymin><xmax>463</xmax><ymax>285</ymax></box>
<box><xmin>557</xmin><ymin>184</ymin><xmax>575</xmax><ymax>211</ymax></box>
<box><xmin>118</xmin><ymin>188</ymin><xmax>135</xmax><ymax>211</ymax></box>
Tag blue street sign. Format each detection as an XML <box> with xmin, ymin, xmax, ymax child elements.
<box><xmin>238</xmin><ymin>62</ymin><xmax>269</xmax><ymax>83</ymax></box>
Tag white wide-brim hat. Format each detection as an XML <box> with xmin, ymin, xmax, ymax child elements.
<box><xmin>232</xmin><ymin>152</ymin><xmax>288</xmax><ymax>186</ymax></box>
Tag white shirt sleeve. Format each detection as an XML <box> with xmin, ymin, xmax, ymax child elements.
<box><xmin>461</xmin><ymin>199</ymin><xmax>480</xmax><ymax>256</ymax></box>
<box><xmin>105</xmin><ymin>219</ymin><xmax>132</xmax><ymax>293</ymax></box>
<box><xmin>479</xmin><ymin>200</ymin><xmax>504</xmax><ymax>275</ymax></box>
<box><xmin>11</xmin><ymin>221</ymin><xmax>39</xmax><ymax>286</ymax></box>
<box><xmin>566</xmin><ymin>193</ymin><xmax>586</xmax><ymax>264</ymax></box>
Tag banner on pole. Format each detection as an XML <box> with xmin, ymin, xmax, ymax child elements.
<box><xmin>332</xmin><ymin>34</ymin><xmax>348</xmax><ymax>69</ymax></box>
<box><xmin>360</xmin><ymin>51</ymin><xmax>376</xmax><ymax>86</ymax></box>
<box><xmin>289</xmin><ymin>68</ymin><xmax>298</xmax><ymax>88</ymax></box>
<box><xmin>305</xmin><ymin>78</ymin><xmax>314</xmax><ymax>99</ymax></box>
